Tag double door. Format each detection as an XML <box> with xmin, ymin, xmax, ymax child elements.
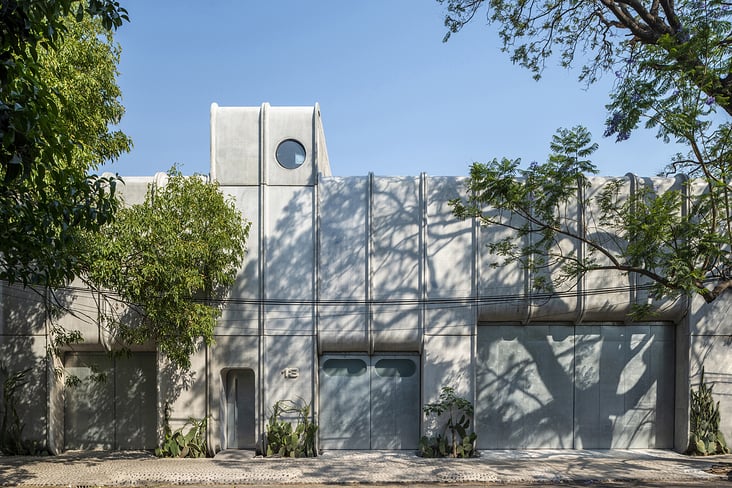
<box><xmin>319</xmin><ymin>354</ymin><xmax>419</xmax><ymax>449</ymax></box>
<box><xmin>64</xmin><ymin>352</ymin><xmax>156</xmax><ymax>450</ymax></box>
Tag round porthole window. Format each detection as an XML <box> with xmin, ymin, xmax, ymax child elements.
<box><xmin>275</xmin><ymin>139</ymin><xmax>306</xmax><ymax>169</ymax></box>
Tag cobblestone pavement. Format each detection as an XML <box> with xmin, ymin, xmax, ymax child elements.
<box><xmin>0</xmin><ymin>449</ymin><xmax>730</xmax><ymax>486</ymax></box>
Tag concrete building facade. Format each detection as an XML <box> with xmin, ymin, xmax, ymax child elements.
<box><xmin>1</xmin><ymin>103</ymin><xmax>730</xmax><ymax>454</ymax></box>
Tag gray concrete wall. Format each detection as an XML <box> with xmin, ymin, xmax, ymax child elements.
<box><xmin>317</xmin><ymin>176</ymin><xmax>369</xmax><ymax>352</ymax></box>
<box><xmin>7</xmin><ymin>104</ymin><xmax>724</xmax><ymax>454</ymax></box>
<box><xmin>211</xmin><ymin>103</ymin><xmax>330</xmax><ymax>187</ymax></box>
<box><xmin>210</xmin><ymin>335</ymin><xmax>259</xmax><ymax>452</ymax></box>
<box><xmin>314</xmin><ymin>169</ymin><xmax>690</xmax><ymax>449</ymax></box>
<box><xmin>423</xmin><ymin>177</ymin><xmax>475</xmax><ymax>435</ymax></box>
<box><xmin>425</xmin><ymin>177</ymin><xmax>474</xmax><ymax>336</ymax></box>
<box><xmin>476</xmin><ymin>324</ymin><xmax>675</xmax><ymax>449</ymax></box>
<box><xmin>263</xmin><ymin>335</ymin><xmax>315</xmax><ymax>425</ymax></box>
<box><xmin>371</xmin><ymin>176</ymin><xmax>421</xmax><ymax>351</ymax></box>
<box><xmin>209</xmin><ymin>103</ymin><xmax>325</xmax><ymax>453</ymax></box>
<box><xmin>688</xmin><ymin>294</ymin><xmax>732</xmax><ymax>447</ymax></box>
<box><xmin>159</xmin><ymin>348</ymin><xmax>207</xmax><ymax>434</ymax></box>
<box><xmin>210</xmin><ymin>106</ymin><xmax>261</xmax><ymax>186</ymax></box>
<box><xmin>0</xmin><ymin>284</ymin><xmax>49</xmax><ymax>451</ymax></box>
<box><xmin>262</xmin><ymin>185</ymin><xmax>315</xmax><ymax>334</ymax></box>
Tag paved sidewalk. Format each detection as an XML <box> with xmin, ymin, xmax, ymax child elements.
<box><xmin>0</xmin><ymin>449</ymin><xmax>731</xmax><ymax>486</ymax></box>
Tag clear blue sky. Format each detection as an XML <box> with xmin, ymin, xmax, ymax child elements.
<box><xmin>101</xmin><ymin>0</ymin><xmax>682</xmax><ymax>178</ymax></box>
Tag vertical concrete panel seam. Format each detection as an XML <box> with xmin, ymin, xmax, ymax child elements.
<box><xmin>258</xmin><ymin>103</ymin><xmax>268</xmax><ymax>446</ymax></box>
<box><xmin>261</xmin><ymin>103</ymin><xmax>270</xmax><ymax>186</ymax></box>
<box><xmin>368</xmin><ymin>173</ymin><xmax>374</xmax><ymax>355</ymax></box>
<box><xmin>312</xmin><ymin>107</ymin><xmax>320</xmax><ymax>431</ymax></box>
<box><xmin>675</xmin><ymin>173</ymin><xmax>690</xmax><ymax>451</ymax></box>
<box><xmin>420</xmin><ymin>173</ymin><xmax>427</xmax><ymax>354</ymax></box>
<box><xmin>576</xmin><ymin>177</ymin><xmax>587</xmax><ymax>324</ymax></box>
<box><xmin>473</xmin><ymin>183</ymin><xmax>479</xmax><ymax>321</ymax></box>
<box><xmin>679</xmin><ymin>173</ymin><xmax>691</xmax><ymax>322</ymax></box>
<box><xmin>626</xmin><ymin>173</ymin><xmax>638</xmax><ymax>323</ymax></box>
<box><xmin>112</xmin><ymin>355</ymin><xmax>117</xmax><ymax>449</ymax></box>
<box><xmin>205</xmin><ymin>345</ymin><xmax>212</xmax><ymax>454</ymax></box>
<box><xmin>419</xmin><ymin>175</ymin><xmax>427</xmax><ymax>438</ymax></box>
<box><xmin>471</xmin><ymin>180</ymin><xmax>479</xmax><ymax>435</ymax></box>
<box><xmin>524</xmin><ymin>200</ymin><xmax>534</xmax><ymax>324</ymax></box>
<box><xmin>676</xmin><ymin>305</ymin><xmax>691</xmax><ymax>451</ymax></box>
<box><xmin>156</xmin><ymin>351</ymin><xmax>161</xmax><ymax>451</ymax></box>
<box><xmin>44</xmin><ymin>289</ymin><xmax>52</xmax><ymax>452</ymax></box>
<box><xmin>572</xmin><ymin>323</ymin><xmax>577</xmax><ymax>448</ymax></box>
<box><xmin>312</xmin><ymin>104</ymin><xmax>319</xmax><ymax>186</ymax></box>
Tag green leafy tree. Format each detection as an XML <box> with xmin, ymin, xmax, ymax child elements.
<box><xmin>452</xmin><ymin>126</ymin><xmax>732</xmax><ymax>310</ymax></box>
<box><xmin>1</xmin><ymin>0</ymin><xmax>129</xmax><ymax>287</ymax></box>
<box><xmin>439</xmin><ymin>0</ymin><xmax>732</xmax><ymax>110</ymax></box>
<box><xmin>81</xmin><ymin>168</ymin><xmax>250</xmax><ymax>369</ymax></box>
<box><xmin>442</xmin><ymin>0</ymin><xmax>732</xmax><ymax>305</ymax></box>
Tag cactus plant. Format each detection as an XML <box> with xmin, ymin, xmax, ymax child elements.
<box><xmin>155</xmin><ymin>403</ymin><xmax>208</xmax><ymax>458</ymax></box>
<box><xmin>419</xmin><ymin>386</ymin><xmax>477</xmax><ymax>458</ymax></box>
<box><xmin>687</xmin><ymin>367</ymin><xmax>730</xmax><ymax>456</ymax></box>
<box><xmin>265</xmin><ymin>399</ymin><xmax>318</xmax><ymax>457</ymax></box>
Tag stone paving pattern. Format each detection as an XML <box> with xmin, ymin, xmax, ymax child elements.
<box><xmin>0</xmin><ymin>449</ymin><xmax>731</xmax><ymax>486</ymax></box>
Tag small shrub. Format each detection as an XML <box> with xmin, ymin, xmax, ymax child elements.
<box><xmin>687</xmin><ymin>367</ymin><xmax>730</xmax><ymax>456</ymax></box>
<box><xmin>419</xmin><ymin>386</ymin><xmax>477</xmax><ymax>458</ymax></box>
<box><xmin>265</xmin><ymin>399</ymin><xmax>317</xmax><ymax>457</ymax></box>
<box><xmin>156</xmin><ymin>403</ymin><xmax>208</xmax><ymax>458</ymax></box>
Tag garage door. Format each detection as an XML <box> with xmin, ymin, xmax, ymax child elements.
<box><xmin>64</xmin><ymin>352</ymin><xmax>157</xmax><ymax>450</ymax></box>
<box><xmin>319</xmin><ymin>355</ymin><xmax>419</xmax><ymax>449</ymax></box>
<box><xmin>476</xmin><ymin>324</ymin><xmax>674</xmax><ymax>449</ymax></box>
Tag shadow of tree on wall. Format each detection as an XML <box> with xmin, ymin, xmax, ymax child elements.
<box><xmin>63</xmin><ymin>351</ymin><xmax>157</xmax><ymax>450</ymax></box>
<box><xmin>318</xmin><ymin>176</ymin><xmax>369</xmax><ymax>351</ymax></box>
<box><xmin>476</xmin><ymin>324</ymin><xmax>675</xmax><ymax>449</ymax></box>
<box><xmin>211</xmin><ymin>184</ymin><xmax>319</xmax><ymax>451</ymax></box>
<box><xmin>211</xmin><ymin>173</ymin><xmax>683</xmax><ymax>453</ymax></box>
<box><xmin>688</xmin><ymin>297</ymin><xmax>732</xmax><ymax>439</ymax></box>
<box><xmin>160</xmin><ymin>358</ymin><xmax>198</xmax><ymax>413</ymax></box>
<box><xmin>2</xmin><ymin>281</ymin><xmax>164</xmax><ymax>453</ymax></box>
<box><xmin>0</xmin><ymin>284</ymin><xmax>59</xmax><ymax>453</ymax></box>
<box><xmin>317</xmin><ymin>175</ymin><xmax>427</xmax><ymax>351</ymax></box>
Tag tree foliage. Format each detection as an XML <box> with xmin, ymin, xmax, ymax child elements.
<box><xmin>80</xmin><ymin>169</ymin><xmax>250</xmax><ymax>369</ymax></box>
<box><xmin>452</xmin><ymin>125</ymin><xmax>732</xmax><ymax>309</ymax></box>
<box><xmin>439</xmin><ymin>0</ymin><xmax>732</xmax><ymax>110</ymax></box>
<box><xmin>1</xmin><ymin>0</ymin><xmax>129</xmax><ymax>287</ymax></box>
<box><xmin>442</xmin><ymin>0</ymin><xmax>732</xmax><ymax>305</ymax></box>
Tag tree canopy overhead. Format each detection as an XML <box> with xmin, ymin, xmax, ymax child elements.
<box><xmin>1</xmin><ymin>0</ymin><xmax>130</xmax><ymax>287</ymax></box>
<box><xmin>451</xmin><ymin>126</ymin><xmax>732</xmax><ymax>312</ymax></box>
<box><xmin>439</xmin><ymin>0</ymin><xmax>732</xmax><ymax>112</ymax></box>
<box><xmin>442</xmin><ymin>0</ymin><xmax>732</xmax><ymax>306</ymax></box>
